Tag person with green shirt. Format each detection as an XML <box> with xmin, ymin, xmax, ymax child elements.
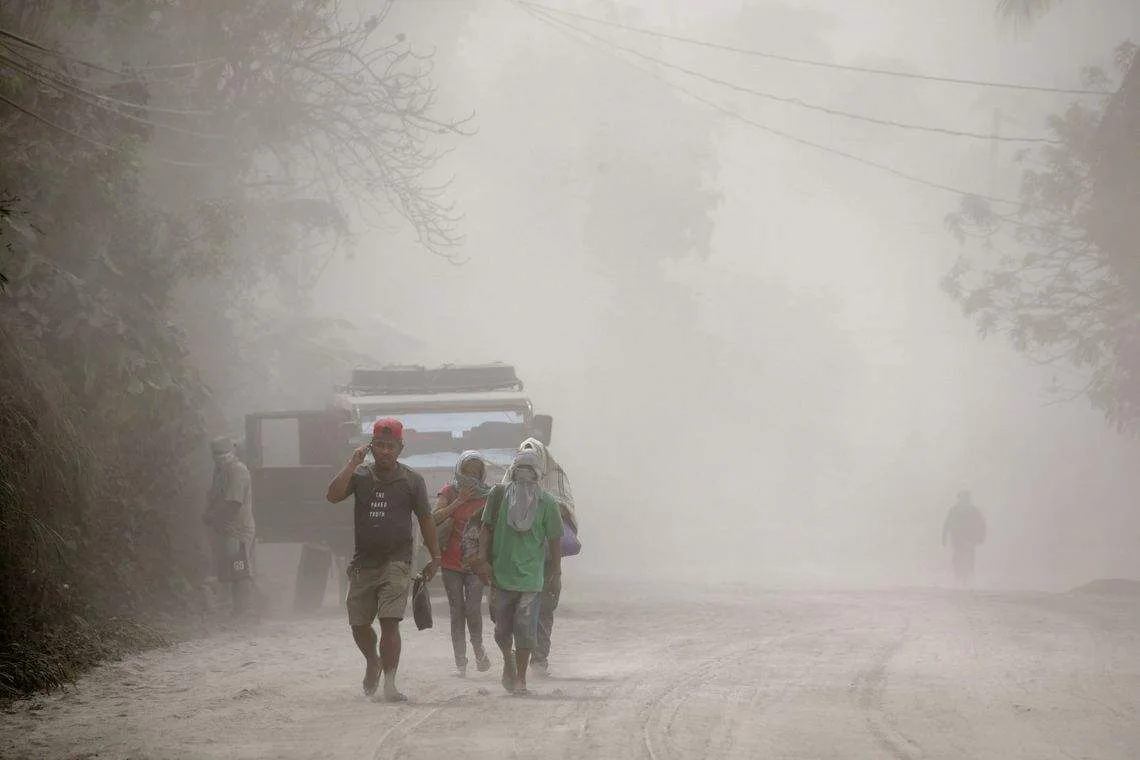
<box><xmin>473</xmin><ymin>449</ymin><xmax>563</xmax><ymax>696</ymax></box>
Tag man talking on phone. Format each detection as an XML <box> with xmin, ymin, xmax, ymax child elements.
<box><xmin>326</xmin><ymin>418</ymin><xmax>442</xmax><ymax>701</ymax></box>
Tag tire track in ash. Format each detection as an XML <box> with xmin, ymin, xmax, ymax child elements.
<box><xmin>849</xmin><ymin>620</ymin><xmax>923</xmax><ymax>760</ymax></box>
<box><xmin>639</xmin><ymin>602</ymin><xmax>868</xmax><ymax>760</ymax></box>
<box><xmin>359</xmin><ymin>687</ymin><xmax>472</xmax><ymax>760</ymax></box>
<box><xmin>641</xmin><ymin>626</ymin><xmax>838</xmax><ymax>760</ymax></box>
<box><xmin>369</xmin><ymin>677</ymin><xmax>607</xmax><ymax>760</ymax></box>
<box><xmin>712</xmin><ymin>627</ymin><xmax>861</xmax><ymax>760</ymax></box>
<box><xmin>653</xmin><ymin>631</ymin><xmax>815</xmax><ymax>760</ymax></box>
<box><xmin>523</xmin><ymin>629</ymin><xmax>761</xmax><ymax>760</ymax></box>
<box><xmin>640</xmin><ymin>640</ymin><xmax>761</xmax><ymax>760</ymax></box>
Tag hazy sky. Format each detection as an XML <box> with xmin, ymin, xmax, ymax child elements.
<box><xmin>309</xmin><ymin>0</ymin><xmax>1140</xmax><ymax>590</ymax></box>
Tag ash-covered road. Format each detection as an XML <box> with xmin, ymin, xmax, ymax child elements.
<box><xmin>3</xmin><ymin>583</ymin><xmax>1138</xmax><ymax>759</ymax></box>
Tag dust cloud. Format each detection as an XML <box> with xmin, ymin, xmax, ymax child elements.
<box><xmin>286</xmin><ymin>1</ymin><xmax>1138</xmax><ymax>591</ymax></box>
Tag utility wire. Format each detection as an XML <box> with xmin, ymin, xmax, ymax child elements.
<box><xmin>535</xmin><ymin>19</ymin><xmax>1060</xmax><ymax>144</ymax></box>
<box><xmin>0</xmin><ymin>91</ymin><xmax>122</xmax><ymax>152</ymax></box>
<box><xmin>515</xmin><ymin>0</ymin><xmax>1109</xmax><ymax>97</ymax></box>
<box><xmin>0</xmin><ymin>42</ymin><xmax>214</xmax><ymax>117</ymax></box>
<box><xmin>1</xmin><ymin>49</ymin><xmax>233</xmax><ymax>141</ymax></box>
<box><xmin>0</xmin><ymin>25</ymin><xmax>224</xmax><ymax>77</ymax></box>
<box><xmin>517</xmin><ymin>2</ymin><xmax>1027</xmax><ymax>209</ymax></box>
<box><xmin>0</xmin><ymin>92</ymin><xmax>229</xmax><ymax>168</ymax></box>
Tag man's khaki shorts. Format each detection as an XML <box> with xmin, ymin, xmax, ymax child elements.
<box><xmin>345</xmin><ymin>561</ymin><xmax>411</xmax><ymax>625</ymax></box>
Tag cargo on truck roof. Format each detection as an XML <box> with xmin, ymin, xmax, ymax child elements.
<box><xmin>340</xmin><ymin>362</ymin><xmax>523</xmax><ymax>397</ymax></box>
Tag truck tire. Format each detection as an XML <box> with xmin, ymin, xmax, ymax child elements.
<box><xmin>294</xmin><ymin>543</ymin><xmax>332</xmax><ymax>613</ymax></box>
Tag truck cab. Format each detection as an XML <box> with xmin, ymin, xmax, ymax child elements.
<box><xmin>243</xmin><ymin>363</ymin><xmax>552</xmax><ymax>611</ymax></box>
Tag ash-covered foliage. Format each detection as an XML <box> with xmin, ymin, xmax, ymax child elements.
<box><xmin>944</xmin><ymin>44</ymin><xmax>1140</xmax><ymax>433</ymax></box>
<box><xmin>0</xmin><ymin>0</ymin><xmax>462</xmax><ymax>696</ymax></box>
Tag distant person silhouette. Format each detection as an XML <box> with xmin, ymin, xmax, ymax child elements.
<box><xmin>942</xmin><ymin>490</ymin><xmax>986</xmax><ymax>587</ymax></box>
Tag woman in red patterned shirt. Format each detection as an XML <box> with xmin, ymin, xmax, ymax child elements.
<box><xmin>432</xmin><ymin>451</ymin><xmax>494</xmax><ymax>676</ymax></box>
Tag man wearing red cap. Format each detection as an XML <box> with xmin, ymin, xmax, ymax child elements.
<box><xmin>326</xmin><ymin>417</ymin><xmax>442</xmax><ymax>701</ymax></box>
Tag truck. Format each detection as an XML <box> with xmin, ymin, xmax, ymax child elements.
<box><xmin>242</xmin><ymin>362</ymin><xmax>553</xmax><ymax>611</ymax></box>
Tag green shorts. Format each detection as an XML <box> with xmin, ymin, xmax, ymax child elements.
<box><xmin>345</xmin><ymin>561</ymin><xmax>411</xmax><ymax>626</ymax></box>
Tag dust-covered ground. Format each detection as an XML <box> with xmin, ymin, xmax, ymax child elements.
<box><xmin>3</xmin><ymin>580</ymin><xmax>1139</xmax><ymax>760</ymax></box>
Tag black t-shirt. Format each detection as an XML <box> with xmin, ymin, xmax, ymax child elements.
<box><xmin>348</xmin><ymin>463</ymin><xmax>431</xmax><ymax>567</ymax></box>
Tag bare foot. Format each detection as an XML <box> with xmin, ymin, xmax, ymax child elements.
<box><xmin>501</xmin><ymin>663</ymin><xmax>517</xmax><ymax>693</ymax></box>
<box><xmin>362</xmin><ymin>659</ymin><xmax>381</xmax><ymax>697</ymax></box>
<box><xmin>382</xmin><ymin>685</ymin><xmax>409</xmax><ymax>702</ymax></box>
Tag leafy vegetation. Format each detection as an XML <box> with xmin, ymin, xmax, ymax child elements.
<box><xmin>0</xmin><ymin>0</ymin><xmax>462</xmax><ymax>697</ymax></box>
<box><xmin>943</xmin><ymin>43</ymin><xmax>1138</xmax><ymax>433</ymax></box>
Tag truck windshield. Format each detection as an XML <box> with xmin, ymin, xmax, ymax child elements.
<box><xmin>357</xmin><ymin>409</ymin><xmax>526</xmax><ymax>469</ymax></box>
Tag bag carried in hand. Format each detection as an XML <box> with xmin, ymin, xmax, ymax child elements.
<box><xmin>411</xmin><ymin>574</ymin><xmax>433</xmax><ymax>631</ymax></box>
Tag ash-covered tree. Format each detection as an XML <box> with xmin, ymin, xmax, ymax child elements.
<box><xmin>943</xmin><ymin>42</ymin><xmax>1139</xmax><ymax>433</ymax></box>
<box><xmin>0</xmin><ymin>0</ymin><xmax>465</xmax><ymax>695</ymax></box>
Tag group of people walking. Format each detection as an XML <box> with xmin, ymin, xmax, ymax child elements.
<box><xmin>206</xmin><ymin>415</ymin><xmax>983</xmax><ymax>704</ymax></box>
<box><xmin>325</xmin><ymin>418</ymin><xmax>578</xmax><ymax>701</ymax></box>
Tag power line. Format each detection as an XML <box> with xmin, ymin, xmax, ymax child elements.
<box><xmin>0</xmin><ymin>25</ymin><xmax>223</xmax><ymax>78</ymax></box>
<box><xmin>0</xmin><ymin>92</ymin><xmax>229</xmax><ymax>168</ymax></box>
<box><xmin>0</xmin><ymin>26</ymin><xmax>124</xmax><ymax>77</ymax></box>
<box><xmin>0</xmin><ymin>91</ymin><xmax>122</xmax><ymax>152</ymax></box>
<box><xmin>534</xmin><ymin>18</ymin><xmax>1060</xmax><ymax>144</ymax></box>
<box><xmin>0</xmin><ymin>42</ymin><xmax>214</xmax><ymax>117</ymax></box>
<box><xmin>1</xmin><ymin>49</ymin><xmax>232</xmax><ymax>141</ymax></box>
<box><xmin>516</xmin><ymin>2</ymin><xmax>1027</xmax><ymax>209</ymax></box>
<box><xmin>515</xmin><ymin>0</ymin><xmax>1109</xmax><ymax>97</ymax></box>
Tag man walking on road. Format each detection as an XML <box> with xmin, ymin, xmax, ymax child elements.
<box><xmin>326</xmin><ymin>418</ymin><xmax>442</xmax><ymax>701</ymax></box>
<box><xmin>942</xmin><ymin>490</ymin><xmax>987</xmax><ymax>588</ymax></box>
<box><xmin>203</xmin><ymin>436</ymin><xmax>256</xmax><ymax>619</ymax></box>
<box><xmin>504</xmin><ymin>438</ymin><xmax>578</xmax><ymax>676</ymax></box>
<box><xmin>476</xmin><ymin>449</ymin><xmax>563</xmax><ymax>695</ymax></box>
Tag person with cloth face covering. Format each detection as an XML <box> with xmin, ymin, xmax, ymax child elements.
<box><xmin>474</xmin><ymin>450</ymin><xmax>563</xmax><ymax>695</ymax></box>
<box><xmin>432</xmin><ymin>450</ymin><xmax>494</xmax><ymax>677</ymax></box>
<box><xmin>202</xmin><ymin>436</ymin><xmax>256</xmax><ymax>618</ymax></box>
<box><xmin>502</xmin><ymin>437</ymin><xmax>577</xmax><ymax>676</ymax></box>
<box><xmin>326</xmin><ymin>418</ymin><xmax>442</xmax><ymax>702</ymax></box>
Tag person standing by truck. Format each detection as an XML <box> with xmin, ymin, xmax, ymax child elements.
<box><xmin>433</xmin><ymin>450</ymin><xmax>493</xmax><ymax>677</ymax></box>
<box><xmin>325</xmin><ymin>418</ymin><xmax>442</xmax><ymax>701</ymax></box>
<box><xmin>202</xmin><ymin>436</ymin><xmax>256</xmax><ymax>619</ymax></box>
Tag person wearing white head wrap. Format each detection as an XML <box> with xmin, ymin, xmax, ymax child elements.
<box><xmin>474</xmin><ymin>449</ymin><xmax>564</xmax><ymax>695</ymax></box>
<box><xmin>505</xmin><ymin>449</ymin><xmax>543</xmax><ymax>531</ymax></box>
<box><xmin>503</xmin><ymin>438</ymin><xmax>578</xmax><ymax>532</ymax></box>
<box><xmin>502</xmin><ymin>438</ymin><xmax>580</xmax><ymax>676</ymax></box>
